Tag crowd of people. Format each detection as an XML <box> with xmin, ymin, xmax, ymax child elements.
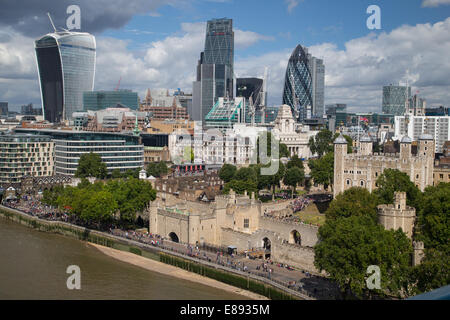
<box><xmin>2</xmin><ymin>194</ymin><xmax>336</xmax><ymax>299</ymax></box>
<box><xmin>291</xmin><ymin>196</ymin><xmax>312</xmax><ymax>213</ymax></box>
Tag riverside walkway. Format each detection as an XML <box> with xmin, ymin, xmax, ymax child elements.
<box><xmin>0</xmin><ymin>202</ymin><xmax>340</xmax><ymax>300</ymax></box>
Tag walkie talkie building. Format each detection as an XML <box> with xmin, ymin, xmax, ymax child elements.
<box><xmin>35</xmin><ymin>31</ymin><xmax>96</xmax><ymax>123</ymax></box>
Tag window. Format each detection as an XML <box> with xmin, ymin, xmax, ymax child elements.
<box><xmin>346</xmin><ymin>179</ymin><xmax>350</xmax><ymax>185</ymax></box>
<box><xmin>244</xmin><ymin>219</ymin><xmax>249</xmax><ymax>229</ymax></box>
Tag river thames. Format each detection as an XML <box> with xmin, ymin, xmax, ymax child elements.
<box><xmin>0</xmin><ymin>218</ymin><xmax>248</xmax><ymax>300</ymax></box>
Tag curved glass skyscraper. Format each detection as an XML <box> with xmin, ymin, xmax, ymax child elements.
<box><xmin>282</xmin><ymin>45</ymin><xmax>325</xmax><ymax>122</ymax></box>
<box><xmin>35</xmin><ymin>31</ymin><xmax>96</xmax><ymax>123</ymax></box>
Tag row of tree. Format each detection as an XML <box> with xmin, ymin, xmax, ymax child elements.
<box><xmin>219</xmin><ymin>154</ymin><xmax>306</xmax><ymax>198</ymax></box>
<box><xmin>74</xmin><ymin>152</ymin><xmax>170</xmax><ymax>180</ymax></box>
<box><xmin>42</xmin><ymin>177</ymin><xmax>157</xmax><ymax>229</ymax></box>
<box><xmin>314</xmin><ymin>169</ymin><xmax>449</xmax><ymax>299</ymax></box>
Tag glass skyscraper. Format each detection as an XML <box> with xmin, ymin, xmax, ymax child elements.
<box><xmin>282</xmin><ymin>45</ymin><xmax>313</xmax><ymax>122</ymax></box>
<box><xmin>193</xmin><ymin>18</ymin><xmax>234</xmax><ymax>123</ymax></box>
<box><xmin>83</xmin><ymin>90</ymin><xmax>139</xmax><ymax>111</ymax></box>
<box><xmin>382</xmin><ymin>85</ymin><xmax>411</xmax><ymax>116</ymax></box>
<box><xmin>35</xmin><ymin>31</ymin><xmax>96</xmax><ymax>123</ymax></box>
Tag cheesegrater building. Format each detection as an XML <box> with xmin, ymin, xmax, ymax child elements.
<box><xmin>193</xmin><ymin>18</ymin><xmax>234</xmax><ymax>122</ymax></box>
<box><xmin>35</xmin><ymin>31</ymin><xmax>96</xmax><ymax>123</ymax></box>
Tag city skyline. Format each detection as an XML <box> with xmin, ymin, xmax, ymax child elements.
<box><xmin>1</xmin><ymin>1</ymin><xmax>450</xmax><ymax>113</ymax></box>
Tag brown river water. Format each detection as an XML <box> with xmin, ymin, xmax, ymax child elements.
<box><xmin>0</xmin><ymin>217</ymin><xmax>248</xmax><ymax>300</ymax></box>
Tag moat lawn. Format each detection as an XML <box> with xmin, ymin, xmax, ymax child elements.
<box><xmin>294</xmin><ymin>203</ymin><xmax>326</xmax><ymax>226</ymax></box>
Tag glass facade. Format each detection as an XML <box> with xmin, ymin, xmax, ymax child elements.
<box><xmin>382</xmin><ymin>85</ymin><xmax>411</xmax><ymax>116</ymax></box>
<box><xmin>0</xmin><ymin>102</ymin><xmax>8</xmax><ymax>116</ymax></box>
<box><xmin>35</xmin><ymin>32</ymin><xmax>96</xmax><ymax>123</ymax></box>
<box><xmin>310</xmin><ymin>57</ymin><xmax>325</xmax><ymax>117</ymax></box>
<box><xmin>196</xmin><ymin>18</ymin><xmax>234</xmax><ymax>122</ymax></box>
<box><xmin>83</xmin><ymin>90</ymin><xmax>139</xmax><ymax>111</ymax></box>
<box><xmin>204</xmin><ymin>18</ymin><xmax>234</xmax><ymax>81</ymax></box>
<box><xmin>14</xmin><ymin>129</ymin><xmax>143</xmax><ymax>176</ymax></box>
<box><xmin>282</xmin><ymin>45</ymin><xmax>313</xmax><ymax>122</ymax></box>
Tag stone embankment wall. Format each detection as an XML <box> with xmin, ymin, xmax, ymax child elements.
<box><xmin>0</xmin><ymin>205</ymin><xmax>312</xmax><ymax>300</ymax></box>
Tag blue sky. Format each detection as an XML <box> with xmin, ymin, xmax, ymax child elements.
<box><xmin>1</xmin><ymin>0</ymin><xmax>450</xmax><ymax>112</ymax></box>
<box><xmin>102</xmin><ymin>0</ymin><xmax>450</xmax><ymax>57</ymax></box>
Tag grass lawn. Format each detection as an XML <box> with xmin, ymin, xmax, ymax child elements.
<box><xmin>294</xmin><ymin>203</ymin><xmax>326</xmax><ymax>226</ymax></box>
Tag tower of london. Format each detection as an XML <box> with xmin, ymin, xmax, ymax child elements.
<box><xmin>333</xmin><ymin>133</ymin><xmax>435</xmax><ymax>198</ymax></box>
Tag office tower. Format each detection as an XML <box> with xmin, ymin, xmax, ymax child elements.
<box><xmin>310</xmin><ymin>57</ymin><xmax>325</xmax><ymax>117</ymax></box>
<box><xmin>283</xmin><ymin>45</ymin><xmax>325</xmax><ymax>122</ymax></box>
<box><xmin>193</xmin><ymin>18</ymin><xmax>234</xmax><ymax>123</ymax></box>
<box><xmin>236</xmin><ymin>78</ymin><xmax>263</xmax><ymax>104</ymax></box>
<box><xmin>0</xmin><ymin>102</ymin><xmax>8</xmax><ymax>116</ymax></box>
<box><xmin>382</xmin><ymin>85</ymin><xmax>411</xmax><ymax>116</ymax></box>
<box><xmin>35</xmin><ymin>31</ymin><xmax>96</xmax><ymax>123</ymax></box>
<box><xmin>83</xmin><ymin>90</ymin><xmax>139</xmax><ymax>111</ymax></box>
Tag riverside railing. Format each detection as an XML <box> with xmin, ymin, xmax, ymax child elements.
<box><xmin>0</xmin><ymin>204</ymin><xmax>314</xmax><ymax>300</ymax></box>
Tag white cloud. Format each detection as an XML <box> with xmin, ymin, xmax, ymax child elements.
<box><xmin>422</xmin><ymin>0</ymin><xmax>450</xmax><ymax>7</ymax></box>
<box><xmin>285</xmin><ymin>0</ymin><xmax>300</xmax><ymax>13</ymax></box>
<box><xmin>1</xmin><ymin>18</ymin><xmax>450</xmax><ymax>113</ymax></box>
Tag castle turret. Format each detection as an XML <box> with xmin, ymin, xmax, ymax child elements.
<box><xmin>333</xmin><ymin>134</ymin><xmax>348</xmax><ymax>198</ymax></box>
<box><xmin>359</xmin><ymin>134</ymin><xmax>373</xmax><ymax>156</ymax></box>
<box><xmin>418</xmin><ymin>134</ymin><xmax>435</xmax><ymax>190</ymax></box>
<box><xmin>400</xmin><ymin>136</ymin><xmax>412</xmax><ymax>160</ymax></box>
<box><xmin>377</xmin><ymin>191</ymin><xmax>416</xmax><ymax>238</ymax></box>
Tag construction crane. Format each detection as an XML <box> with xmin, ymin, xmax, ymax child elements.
<box><xmin>247</xmin><ymin>67</ymin><xmax>269</xmax><ymax>126</ymax></box>
<box><xmin>115</xmin><ymin>77</ymin><xmax>122</xmax><ymax>91</ymax></box>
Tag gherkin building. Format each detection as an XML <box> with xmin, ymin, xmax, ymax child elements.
<box><xmin>282</xmin><ymin>45</ymin><xmax>313</xmax><ymax>122</ymax></box>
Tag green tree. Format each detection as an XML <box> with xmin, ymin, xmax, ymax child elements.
<box><xmin>308</xmin><ymin>129</ymin><xmax>333</xmax><ymax>157</ymax></box>
<box><xmin>75</xmin><ymin>152</ymin><xmax>107</xmax><ymax>179</ymax></box>
<box><xmin>308</xmin><ymin>152</ymin><xmax>334</xmax><ymax>190</ymax></box>
<box><xmin>325</xmin><ymin>187</ymin><xmax>379</xmax><ymax>221</ymax></box>
<box><xmin>413</xmin><ymin>248</ymin><xmax>450</xmax><ymax>294</ymax></box>
<box><xmin>80</xmin><ymin>190</ymin><xmax>117</xmax><ymax>224</ymax></box>
<box><xmin>234</xmin><ymin>167</ymin><xmax>257</xmax><ymax>181</ymax></box>
<box><xmin>111</xmin><ymin>169</ymin><xmax>122</xmax><ymax>179</ymax></box>
<box><xmin>257</xmin><ymin>131</ymin><xmax>281</xmax><ymax>163</ymax></box>
<box><xmin>415</xmin><ymin>183</ymin><xmax>450</xmax><ymax>251</ymax></box>
<box><xmin>314</xmin><ymin>215</ymin><xmax>413</xmax><ymax>299</ymax></box>
<box><xmin>374</xmin><ymin>169</ymin><xmax>422</xmax><ymax>208</ymax></box>
<box><xmin>280</xmin><ymin>143</ymin><xmax>290</xmax><ymax>158</ymax></box>
<box><xmin>256</xmin><ymin>161</ymin><xmax>286</xmax><ymax>197</ymax></box>
<box><xmin>219</xmin><ymin>164</ymin><xmax>237</xmax><ymax>183</ymax></box>
<box><xmin>156</xmin><ymin>162</ymin><xmax>168</xmax><ymax>176</ymax></box>
<box><xmin>223</xmin><ymin>179</ymin><xmax>258</xmax><ymax>196</ymax></box>
<box><xmin>287</xmin><ymin>154</ymin><xmax>304</xmax><ymax>170</ymax></box>
<box><xmin>283</xmin><ymin>166</ymin><xmax>305</xmax><ymax>198</ymax></box>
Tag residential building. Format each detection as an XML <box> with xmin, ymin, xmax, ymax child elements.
<box><xmin>144</xmin><ymin>146</ymin><xmax>170</xmax><ymax>164</ymax></box>
<box><xmin>140</xmin><ymin>89</ymin><xmax>189</xmax><ymax>120</ymax></box>
<box><xmin>0</xmin><ymin>134</ymin><xmax>54</xmax><ymax>186</ymax></box>
<box><xmin>394</xmin><ymin>114</ymin><xmax>450</xmax><ymax>153</ymax></box>
<box><xmin>146</xmin><ymin>119</ymin><xmax>195</xmax><ymax>135</ymax></box>
<box><xmin>35</xmin><ymin>31</ymin><xmax>96</xmax><ymax>123</ymax></box>
<box><xmin>73</xmin><ymin>107</ymin><xmax>148</xmax><ymax>132</ymax></box>
<box><xmin>83</xmin><ymin>90</ymin><xmax>139</xmax><ymax>111</ymax></box>
<box><xmin>14</xmin><ymin>128</ymin><xmax>144</xmax><ymax>176</ymax></box>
